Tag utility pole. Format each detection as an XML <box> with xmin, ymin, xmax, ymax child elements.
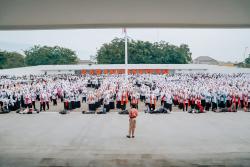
<box><xmin>243</xmin><ymin>47</ymin><xmax>248</xmax><ymax>61</ymax></box>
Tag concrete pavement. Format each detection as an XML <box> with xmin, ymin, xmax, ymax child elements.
<box><xmin>0</xmin><ymin>111</ymin><xmax>250</xmax><ymax>167</ymax></box>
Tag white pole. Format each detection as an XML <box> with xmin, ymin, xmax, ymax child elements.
<box><xmin>125</xmin><ymin>28</ymin><xmax>128</xmax><ymax>78</ymax></box>
<box><xmin>243</xmin><ymin>47</ymin><xmax>248</xmax><ymax>60</ymax></box>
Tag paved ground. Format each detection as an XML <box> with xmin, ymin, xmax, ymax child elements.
<box><xmin>0</xmin><ymin>111</ymin><xmax>250</xmax><ymax>167</ymax></box>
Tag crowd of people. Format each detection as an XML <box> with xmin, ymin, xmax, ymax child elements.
<box><xmin>0</xmin><ymin>72</ymin><xmax>250</xmax><ymax>114</ymax></box>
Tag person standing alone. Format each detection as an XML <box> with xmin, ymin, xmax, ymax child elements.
<box><xmin>127</xmin><ymin>106</ymin><xmax>138</xmax><ymax>138</ymax></box>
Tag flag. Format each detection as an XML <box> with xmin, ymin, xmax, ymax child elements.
<box><xmin>122</xmin><ymin>28</ymin><xmax>127</xmax><ymax>34</ymax></box>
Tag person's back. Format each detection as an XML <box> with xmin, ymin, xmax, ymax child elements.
<box><xmin>129</xmin><ymin>108</ymin><xmax>138</xmax><ymax>118</ymax></box>
<box><xmin>127</xmin><ymin>107</ymin><xmax>138</xmax><ymax>138</ymax></box>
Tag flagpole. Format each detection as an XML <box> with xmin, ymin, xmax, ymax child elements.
<box><xmin>124</xmin><ymin>28</ymin><xmax>128</xmax><ymax>79</ymax></box>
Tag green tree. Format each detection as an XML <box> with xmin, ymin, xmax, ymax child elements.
<box><xmin>0</xmin><ymin>50</ymin><xmax>7</xmax><ymax>69</ymax></box>
<box><xmin>237</xmin><ymin>54</ymin><xmax>250</xmax><ymax>68</ymax></box>
<box><xmin>244</xmin><ymin>54</ymin><xmax>250</xmax><ymax>68</ymax></box>
<box><xmin>24</xmin><ymin>45</ymin><xmax>79</xmax><ymax>66</ymax></box>
<box><xmin>96</xmin><ymin>38</ymin><xmax>125</xmax><ymax>64</ymax></box>
<box><xmin>0</xmin><ymin>50</ymin><xmax>25</xmax><ymax>69</ymax></box>
<box><xmin>95</xmin><ymin>38</ymin><xmax>192</xmax><ymax>64</ymax></box>
<box><xmin>245</xmin><ymin>55</ymin><xmax>250</xmax><ymax>64</ymax></box>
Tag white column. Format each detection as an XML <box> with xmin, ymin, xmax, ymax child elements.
<box><xmin>125</xmin><ymin>28</ymin><xmax>128</xmax><ymax>77</ymax></box>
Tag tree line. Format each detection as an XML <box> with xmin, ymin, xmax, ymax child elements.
<box><xmin>238</xmin><ymin>55</ymin><xmax>250</xmax><ymax>68</ymax></box>
<box><xmin>95</xmin><ymin>38</ymin><xmax>192</xmax><ymax>64</ymax></box>
<box><xmin>0</xmin><ymin>51</ymin><xmax>25</xmax><ymax>69</ymax></box>
<box><xmin>1</xmin><ymin>38</ymin><xmax>194</xmax><ymax>69</ymax></box>
<box><xmin>0</xmin><ymin>45</ymin><xmax>79</xmax><ymax>69</ymax></box>
<box><xmin>1</xmin><ymin>38</ymin><xmax>249</xmax><ymax>69</ymax></box>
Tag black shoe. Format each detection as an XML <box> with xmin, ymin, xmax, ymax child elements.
<box><xmin>126</xmin><ymin>135</ymin><xmax>131</xmax><ymax>138</ymax></box>
<box><xmin>132</xmin><ymin>136</ymin><xmax>135</xmax><ymax>138</ymax></box>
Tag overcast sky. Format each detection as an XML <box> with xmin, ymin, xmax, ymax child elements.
<box><xmin>0</xmin><ymin>28</ymin><xmax>249</xmax><ymax>62</ymax></box>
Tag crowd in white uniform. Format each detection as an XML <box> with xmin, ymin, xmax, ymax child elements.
<box><xmin>0</xmin><ymin>73</ymin><xmax>250</xmax><ymax>114</ymax></box>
